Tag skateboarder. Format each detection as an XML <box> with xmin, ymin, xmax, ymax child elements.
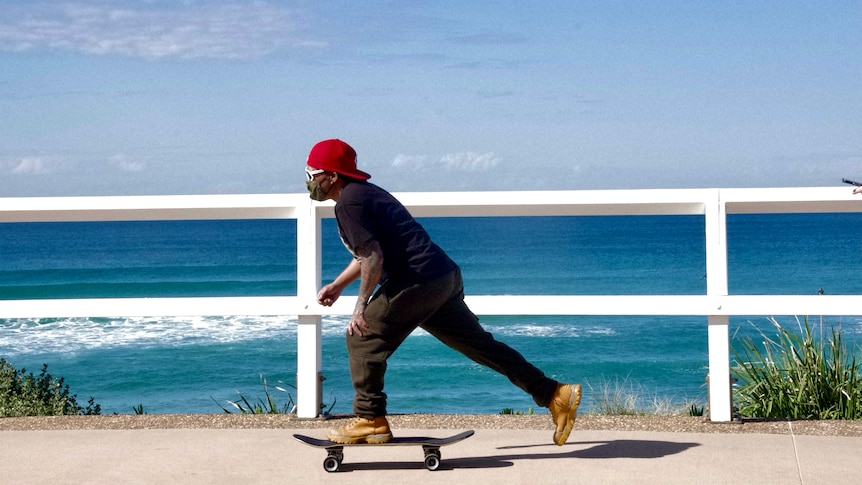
<box><xmin>304</xmin><ymin>139</ymin><xmax>582</xmax><ymax>446</ymax></box>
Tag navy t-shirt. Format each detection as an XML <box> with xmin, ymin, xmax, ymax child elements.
<box><xmin>335</xmin><ymin>181</ymin><xmax>457</xmax><ymax>286</ymax></box>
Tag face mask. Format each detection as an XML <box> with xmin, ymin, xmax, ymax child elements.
<box><xmin>306</xmin><ymin>180</ymin><xmax>329</xmax><ymax>201</ymax></box>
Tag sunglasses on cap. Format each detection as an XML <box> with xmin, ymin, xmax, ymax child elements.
<box><xmin>305</xmin><ymin>168</ymin><xmax>326</xmax><ymax>181</ymax></box>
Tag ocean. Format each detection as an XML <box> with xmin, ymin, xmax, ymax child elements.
<box><xmin>2</xmin><ymin>212</ymin><xmax>861</xmax><ymax>416</ymax></box>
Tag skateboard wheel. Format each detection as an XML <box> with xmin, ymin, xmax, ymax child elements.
<box><xmin>424</xmin><ymin>453</ymin><xmax>441</xmax><ymax>471</ymax></box>
<box><xmin>323</xmin><ymin>455</ymin><xmax>340</xmax><ymax>472</ymax></box>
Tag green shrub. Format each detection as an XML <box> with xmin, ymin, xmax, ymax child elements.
<box><xmin>0</xmin><ymin>359</ymin><xmax>101</xmax><ymax>417</ymax></box>
<box><xmin>733</xmin><ymin>317</ymin><xmax>862</xmax><ymax>420</ymax></box>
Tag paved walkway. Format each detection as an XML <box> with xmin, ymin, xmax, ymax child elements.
<box><xmin>1</xmin><ymin>427</ymin><xmax>859</xmax><ymax>484</ymax></box>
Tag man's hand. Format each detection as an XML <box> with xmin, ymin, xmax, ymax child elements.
<box><xmin>317</xmin><ymin>259</ymin><xmax>361</xmax><ymax>307</ymax></box>
<box><xmin>347</xmin><ymin>310</ymin><xmax>370</xmax><ymax>337</ymax></box>
<box><xmin>317</xmin><ymin>284</ymin><xmax>342</xmax><ymax>306</ymax></box>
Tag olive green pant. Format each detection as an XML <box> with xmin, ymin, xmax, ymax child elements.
<box><xmin>348</xmin><ymin>267</ymin><xmax>558</xmax><ymax>418</ymax></box>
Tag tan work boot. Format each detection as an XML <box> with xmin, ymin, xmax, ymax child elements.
<box><xmin>548</xmin><ymin>383</ymin><xmax>582</xmax><ymax>446</ymax></box>
<box><xmin>327</xmin><ymin>416</ymin><xmax>393</xmax><ymax>444</ymax></box>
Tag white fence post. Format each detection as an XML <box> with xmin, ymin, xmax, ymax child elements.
<box><xmin>705</xmin><ymin>190</ymin><xmax>732</xmax><ymax>421</ymax></box>
<box><xmin>295</xmin><ymin>202</ymin><xmax>323</xmax><ymax>418</ymax></box>
<box><xmin>707</xmin><ymin>316</ymin><xmax>732</xmax><ymax>421</ymax></box>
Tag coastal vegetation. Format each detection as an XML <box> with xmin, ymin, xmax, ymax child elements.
<box><xmin>0</xmin><ymin>359</ymin><xmax>100</xmax><ymax>417</ymax></box>
<box><xmin>501</xmin><ymin>407</ymin><xmax>535</xmax><ymax>415</ymax></box>
<box><xmin>213</xmin><ymin>374</ymin><xmax>337</xmax><ymax>416</ymax></box>
<box><xmin>213</xmin><ymin>375</ymin><xmax>296</xmax><ymax>414</ymax></box>
<box><xmin>586</xmin><ymin>376</ymin><xmax>705</xmax><ymax>416</ymax></box>
<box><xmin>732</xmin><ymin>317</ymin><xmax>862</xmax><ymax>420</ymax></box>
<box><xmin>578</xmin><ymin>316</ymin><xmax>861</xmax><ymax>420</ymax></box>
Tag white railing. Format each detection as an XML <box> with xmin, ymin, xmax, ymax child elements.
<box><xmin>1</xmin><ymin>188</ymin><xmax>860</xmax><ymax>421</ymax></box>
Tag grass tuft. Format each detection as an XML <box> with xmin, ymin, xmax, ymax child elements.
<box><xmin>500</xmin><ymin>407</ymin><xmax>535</xmax><ymax>415</ymax></box>
<box><xmin>212</xmin><ymin>374</ymin><xmax>338</xmax><ymax>415</ymax></box>
<box><xmin>213</xmin><ymin>375</ymin><xmax>297</xmax><ymax>414</ymax></box>
<box><xmin>586</xmin><ymin>375</ymin><xmax>705</xmax><ymax>416</ymax></box>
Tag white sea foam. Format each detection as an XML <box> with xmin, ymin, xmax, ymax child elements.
<box><xmin>0</xmin><ymin>315</ymin><xmax>352</xmax><ymax>356</ymax></box>
<box><xmin>483</xmin><ymin>323</ymin><xmax>614</xmax><ymax>338</ymax></box>
<box><xmin>6</xmin><ymin>314</ymin><xmax>856</xmax><ymax>358</ymax></box>
<box><xmin>0</xmin><ymin>315</ymin><xmax>611</xmax><ymax>357</ymax></box>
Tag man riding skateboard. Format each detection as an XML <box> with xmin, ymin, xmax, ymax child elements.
<box><xmin>304</xmin><ymin>139</ymin><xmax>581</xmax><ymax>446</ymax></box>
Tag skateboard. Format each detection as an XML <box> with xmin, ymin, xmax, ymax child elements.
<box><xmin>293</xmin><ymin>430</ymin><xmax>475</xmax><ymax>472</ymax></box>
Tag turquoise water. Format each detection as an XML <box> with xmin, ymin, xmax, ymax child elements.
<box><xmin>1</xmin><ymin>213</ymin><xmax>860</xmax><ymax>415</ymax></box>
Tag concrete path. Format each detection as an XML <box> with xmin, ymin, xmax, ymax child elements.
<box><xmin>1</xmin><ymin>427</ymin><xmax>859</xmax><ymax>484</ymax></box>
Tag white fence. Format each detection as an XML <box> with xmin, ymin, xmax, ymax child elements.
<box><xmin>1</xmin><ymin>188</ymin><xmax>860</xmax><ymax>421</ymax></box>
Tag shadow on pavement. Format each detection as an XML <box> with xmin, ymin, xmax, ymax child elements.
<box><xmin>500</xmin><ymin>439</ymin><xmax>702</xmax><ymax>459</ymax></box>
<box><xmin>331</xmin><ymin>439</ymin><xmax>701</xmax><ymax>472</ymax></box>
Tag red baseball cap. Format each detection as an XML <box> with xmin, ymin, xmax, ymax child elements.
<box><xmin>306</xmin><ymin>139</ymin><xmax>371</xmax><ymax>180</ymax></box>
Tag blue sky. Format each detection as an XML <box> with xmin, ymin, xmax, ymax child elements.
<box><xmin>1</xmin><ymin>1</ymin><xmax>860</xmax><ymax>196</ymax></box>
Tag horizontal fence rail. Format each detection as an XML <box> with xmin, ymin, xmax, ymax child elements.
<box><xmin>2</xmin><ymin>188</ymin><xmax>860</xmax><ymax>420</ymax></box>
<box><xmin>1</xmin><ymin>295</ymin><xmax>860</xmax><ymax>319</ymax></box>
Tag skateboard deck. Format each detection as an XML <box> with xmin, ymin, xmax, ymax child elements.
<box><xmin>293</xmin><ymin>430</ymin><xmax>474</xmax><ymax>472</ymax></box>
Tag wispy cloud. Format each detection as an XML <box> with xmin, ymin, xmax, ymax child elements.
<box><xmin>110</xmin><ymin>154</ymin><xmax>145</xmax><ymax>172</ymax></box>
<box><xmin>440</xmin><ymin>152</ymin><xmax>499</xmax><ymax>171</ymax></box>
<box><xmin>2</xmin><ymin>153</ymin><xmax>147</xmax><ymax>176</ymax></box>
<box><xmin>10</xmin><ymin>157</ymin><xmax>50</xmax><ymax>175</ymax></box>
<box><xmin>0</xmin><ymin>1</ymin><xmax>317</xmax><ymax>60</ymax></box>
<box><xmin>392</xmin><ymin>152</ymin><xmax>500</xmax><ymax>172</ymax></box>
<box><xmin>392</xmin><ymin>154</ymin><xmax>430</xmax><ymax>170</ymax></box>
